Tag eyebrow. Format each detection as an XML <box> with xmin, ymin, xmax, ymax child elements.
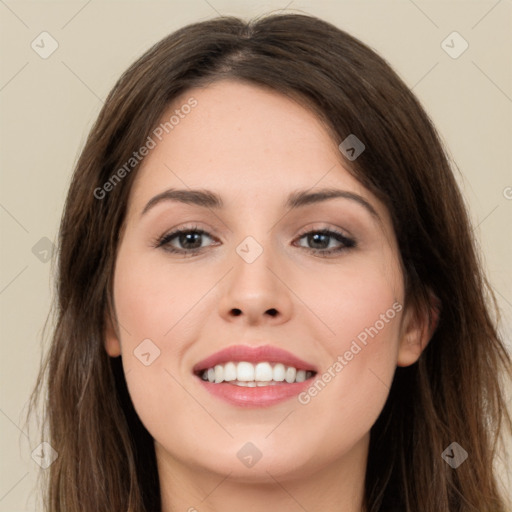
<box><xmin>141</xmin><ymin>187</ymin><xmax>380</xmax><ymax>219</ymax></box>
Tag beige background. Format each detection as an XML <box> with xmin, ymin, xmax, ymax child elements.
<box><xmin>1</xmin><ymin>0</ymin><xmax>511</xmax><ymax>510</ymax></box>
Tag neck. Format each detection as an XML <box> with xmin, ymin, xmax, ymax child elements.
<box><xmin>156</xmin><ymin>433</ymin><xmax>369</xmax><ymax>512</ymax></box>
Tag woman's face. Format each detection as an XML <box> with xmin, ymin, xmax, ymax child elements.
<box><xmin>106</xmin><ymin>79</ymin><xmax>425</xmax><ymax>484</ymax></box>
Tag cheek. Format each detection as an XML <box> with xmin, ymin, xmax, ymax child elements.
<box><xmin>113</xmin><ymin>248</ymin><xmax>199</xmax><ymax>343</ymax></box>
<box><xmin>302</xmin><ymin>248</ymin><xmax>403</xmax><ymax>353</ymax></box>
<box><xmin>321</xmin><ymin>277</ymin><xmax>402</xmax><ymax>357</ymax></box>
<box><xmin>111</xmin><ymin>252</ymin><xmax>196</xmax><ymax>443</ymax></box>
<box><xmin>295</xmin><ymin>252</ymin><xmax>403</xmax><ymax>426</ymax></box>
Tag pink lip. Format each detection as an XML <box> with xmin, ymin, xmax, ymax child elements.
<box><xmin>192</xmin><ymin>344</ymin><xmax>318</xmax><ymax>408</ymax></box>
<box><xmin>192</xmin><ymin>344</ymin><xmax>318</xmax><ymax>373</ymax></box>
<box><xmin>197</xmin><ymin>379</ymin><xmax>314</xmax><ymax>408</ymax></box>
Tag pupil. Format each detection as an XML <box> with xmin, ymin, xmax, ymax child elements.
<box><xmin>309</xmin><ymin>233</ymin><xmax>328</xmax><ymax>249</ymax></box>
<box><xmin>181</xmin><ymin>232</ymin><xmax>201</xmax><ymax>249</ymax></box>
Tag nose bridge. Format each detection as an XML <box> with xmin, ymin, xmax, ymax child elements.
<box><xmin>232</xmin><ymin>232</ymin><xmax>279</xmax><ymax>298</ymax></box>
<box><xmin>230</xmin><ymin>208</ymin><xmax>277</xmax><ymax>280</ymax></box>
<box><xmin>217</xmin><ymin>231</ymin><xmax>293</xmax><ymax>324</ymax></box>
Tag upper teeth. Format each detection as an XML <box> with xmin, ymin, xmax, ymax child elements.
<box><xmin>200</xmin><ymin>361</ymin><xmax>313</xmax><ymax>384</ymax></box>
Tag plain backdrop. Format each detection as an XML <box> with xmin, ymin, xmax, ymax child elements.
<box><xmin>1</xmin><ymin>1</ymin><xmax>511</xmax><ymax>510</ymax></box>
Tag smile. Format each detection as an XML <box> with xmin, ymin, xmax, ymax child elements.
<box><xmin>193</xmin><ymin>345</ymin><xmax>318</xmax><ymax>407</ymax></box>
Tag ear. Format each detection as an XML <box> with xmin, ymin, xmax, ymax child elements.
<box><xmin>104</xmin><ymin>311</ymin><xmax>122</xmax><ymax>357</ymax></box>
<box><xmin>397</xmin><ymin>291</ymin><xmax>440</xmax><ymax>367</ymax></box>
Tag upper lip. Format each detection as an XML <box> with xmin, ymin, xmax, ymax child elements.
<box><xmin>193</xmin><ymin>344</ymin><xmax>318</xmax><ymax>374</ymax></box>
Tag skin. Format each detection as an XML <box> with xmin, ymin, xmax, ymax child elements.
<box><xmin>105</xmin><ymin>79</ymin><xmax>434</xmax><ymax>512</ymax></box>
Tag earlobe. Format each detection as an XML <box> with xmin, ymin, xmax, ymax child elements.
<box><xmin>397</xmin><ymin>292</ymin><xmax>440</xmax><ymax>367</ymax></box>
<box><xmin>104</xmin><ymin>312</ymin><xmax>122</xmax><ymax>357</ymax></box>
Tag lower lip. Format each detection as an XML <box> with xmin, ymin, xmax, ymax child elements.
<box><xmin>196</xmin><ymin>376</ymin><xmax>314</xmax><ymax>407</ymax></box>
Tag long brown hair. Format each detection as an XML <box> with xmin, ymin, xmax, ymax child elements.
<box><xmin>27</xmin><ymin>13</ymin><xmax>511</xmax><ymax>512</ymax></box>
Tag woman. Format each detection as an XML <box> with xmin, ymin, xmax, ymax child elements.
<box><xmin>28</xmin><ymin>13</ymin><xmax>511</xmax><ymax>512</ymax></box>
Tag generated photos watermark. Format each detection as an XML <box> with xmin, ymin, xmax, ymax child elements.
<box><xmin>93</xmin><ymin>97</ymin><xmax>197</xmax><ymax>200</ymax></box>
<box><xmin>298</xmin><ymin>301</ymin><xmax>403</xmax><ymax>405</ymax></box>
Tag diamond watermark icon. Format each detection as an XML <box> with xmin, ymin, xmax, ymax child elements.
<box><xmin>31</xmin><ymin>31</ymin><xmax>59</xmax><ymax>59</ymax></box>
<box><xmin>237</xmin><ymin>442</ymin><xmax>263</xmax><ymax>468</ymax></box>
<box><xmin>441</xmin><ymin>441</ymin><xmax>468</xmax><ymax>468</ymax></box>
<box><xmin>32</xmin><ymin>237</ymin><xmax>55</xmax><ymax>263</ymax></box>
<box><xmin>441</xmin><ymin>32</ymin><xmax>468</xmax><ymax>59</ymax></box>
<box><xmin>339</xmin><ymin>134</ymin><xmax>365</xmax><ymax>161</ymax></box>
<box><xmin>31</xmin><ymin>442</ymin><xmax>58</xmax><ymax>469</ymax></box>
<box><xmin>134</xmin><ymin>338</ymin><xmax>161</xmax><ymax>366</ymax></box>
<box><xmin>236</xmin><ymin>236</ymin><xmax>263</xmax><ymax>264</ymax></box>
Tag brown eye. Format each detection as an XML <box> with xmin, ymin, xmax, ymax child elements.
<box><xmin>156</xmin><ymin>227</ymin><xmax>216</xmax><ymax>256</ymax></box>
<box><xmin>295</xmin><ymin>229</ymin><xmax>356</xmax><ymax>256</ymax></box>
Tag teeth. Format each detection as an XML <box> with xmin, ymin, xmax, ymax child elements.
<box><xmin>296</xmin><ymin>369</ymin><xmax>306</xmax><ymax>382</ymax></box>
<box><xmin>200</xmin><ymin>361</ymin><xmax>314</xmax><ymax>384</ymax></box>
<box><xmin>234</xmin><ymin>380</ymin><xmax>278</xmax><ymax>387</ymax></box>
<box><xmin>224</xmin><ymin>362</ymin><xmax>237</xmax><ymax>381</ymax></box>
<box><xmin>285</xmin><ymin>366</ymin><xmax>296</xmax><ymax>383</ymax></box>
<box><xmin>214</xmin><ymin>364</ymin><xmax>224</xmax><ymax>383</ymax></box>
<box><xmin>237</xmin><ymin>361</ymin><xmax>254</xmax><ymax>381</ymax></box>
<box><xmin>254</xmin><ymin>362</ymin><xmax>273</xmax><ymax>381</ymax></box>
<box><xmin>273</xmin><ymin>363</ymin><xmax>285</xmax><ymax>381</ymax></box>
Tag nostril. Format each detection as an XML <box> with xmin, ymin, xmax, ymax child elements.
<box><xmin>231</xmin><ymin>308</ymin><xmax>242</xmax><ymax>316</ymax></box>
<box><xmin>266</xmin><ymin>308</ymin><xmax>278</xmax><ymax>316</ymax></box>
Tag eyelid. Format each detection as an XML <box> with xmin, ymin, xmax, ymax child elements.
<box><xmin>154</xmin><ymin>224</ymin><xmax>217</xmax><ymax>248</ymax></box>
<box><xmin>295</xmin><ymin>222</ymin><xmax>354</xmax><ymax>239</ymax></box>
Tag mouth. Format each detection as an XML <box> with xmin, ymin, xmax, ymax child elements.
<box><xmin>194</xmin><ymin>361</ymin><xmax>316</xmax><ymax>386</ymax></box>
<box><xmin>192</xmin><ymin>344</ymin><xmax>318</xmax><ymax>407</ymax></box>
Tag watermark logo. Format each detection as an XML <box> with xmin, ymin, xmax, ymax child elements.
<box><xmin>236</xmin><ymin>236</ymin><xmax>263</xmax><ymax>264</ymax></box>
<box><xmin>133</xmin><ymin>338</ymin><xmax>161</xmax><ymax>366</ymax></box>
<box><xmin>31</xmin><ymin>442</ymin><xmax>58</xmax><ymax>469</ymax></box>
<box><xmin>31</xmin><ymin>31</ymin><xmax>59</xmax><ymax>59</ymax></box>
<box><xmin>441</xmin><ymin>31</ymin><xmax>469</xmax><ymax>59</ymax></box>
<box><xmin>339</xmin><ymin>134</ymin><xmax>365</xmax><ymax>161</ymax></box>
<box><xmin>31</xmin><ymin>236</ymin><xmax>55</xmax><ymax>263</ymax></box>
<box><xmin>442</xmin><ymin>442</ymin><xmax>468</xmax><ymax>468</ymax></box>
<box><xmin>237</xmin><ymin>442</ymin><xmax>263</xmax><ymax>468</ymax></box>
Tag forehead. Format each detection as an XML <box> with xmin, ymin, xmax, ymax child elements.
<box><xmin>128</xmin><ymin>79</ymin><xmax>380</xmax><ymax>217</ymax></box>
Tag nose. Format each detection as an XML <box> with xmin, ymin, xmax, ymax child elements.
<box><xmin>217</xmin><ymin>240</ymin><xmax>293</xmax><ymax>326</ymax></box>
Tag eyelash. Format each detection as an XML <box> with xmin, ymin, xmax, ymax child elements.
<box><xmin>153</xmin><ymin>224</ymin><xmax>356</xmax><ymax>258</ymax></box>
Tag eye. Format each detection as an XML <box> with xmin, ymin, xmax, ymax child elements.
<box><xmin>294</xmin><ymin>228</ymin><xmax>356</xmax><ymax>256</ymax></box>
<box><xmin>155</xmin><ymin>225</ymin><xmax>217</xmax><ymax>256</ymax></box>
<box><xmin>154</xmin><ymin>225</ymin><xmax>356</xmax><ymax>258</ymax></box>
